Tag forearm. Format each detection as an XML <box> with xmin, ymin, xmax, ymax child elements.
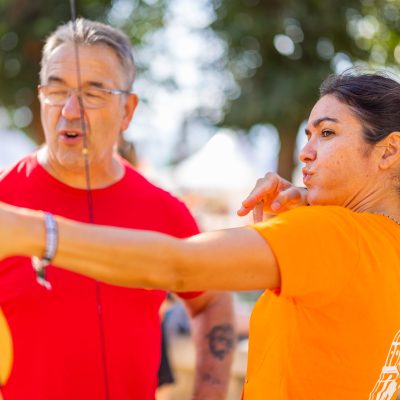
<box><xmin>0</xmin><ymin>203</ymin><xmax>44</xmax><ymax>259</ymax></box>
<box><xmin>55</xmin><ymin>218</ymin><xmax>279</xmax><ymax>292</ymax></box>
<box><xmin>189</xmin><ymin>292</ymin><xmax>235</xmax><ymax>400</ymax></box>
<box><xmin>1</xmin><ymin>203</ymin><xmax>279</xmax><ymax>292</ymax></box>
<box><xmin>0</xmin><ymin>202</ymin><xmax>183</xmax><ymax>290</ymax></box>
<box><xmin>55</xmin><ymin>216</ymin><xmax>185</xmax><ymax>290</ymax></box>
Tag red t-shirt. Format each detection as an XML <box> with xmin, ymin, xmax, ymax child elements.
<box><xmin>0</xmin><ymin>153</ymin><xmax>200</xmax><ymax>400</ymax></box>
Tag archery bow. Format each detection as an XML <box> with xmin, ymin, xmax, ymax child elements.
<box><xmin>68</xmin><ymin>2</ymin><xmax>111</xmax><ymax>398</ymax></box>
<box><xmin>29</xmin><ymin>2</ymin><xmax>112</xmax><ymax>398</ymax></box>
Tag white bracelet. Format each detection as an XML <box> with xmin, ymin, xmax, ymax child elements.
<box><xmin>31</xmin><ymin>212</ymin><xmax>58</xmax><ymax>290</ymax></box>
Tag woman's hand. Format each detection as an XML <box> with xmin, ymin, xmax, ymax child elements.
<box><xmin>237</xmin><ymin>172</ymin><xmax>308</xmax><ymax>223</ymax></box>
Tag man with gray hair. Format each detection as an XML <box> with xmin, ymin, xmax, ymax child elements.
<box><xmin>0</xmin><ymin>18</ymin><xmax>234</xmax><ymax>400</ymax></box>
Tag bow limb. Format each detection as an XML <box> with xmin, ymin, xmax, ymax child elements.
<box><xmin>68</xmin><ymin>2</ymin><xmax>110</xmax><ymax>399</ymax></box>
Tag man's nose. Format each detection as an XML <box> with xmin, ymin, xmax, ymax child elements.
<box><xmin>61</xmin><ymin>92</ymin><xmax>82</xmax><ymax>120</ymax></box>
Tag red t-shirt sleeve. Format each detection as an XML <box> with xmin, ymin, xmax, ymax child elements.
<box><xmin>162</xmin><ymin>195</ymin><xmax>200</xmax><ymax>238</ymax></box>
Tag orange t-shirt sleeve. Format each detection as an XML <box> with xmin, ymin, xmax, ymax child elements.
<box><xmin>252</xmin><ymin>206</ymin><xmax>360</xmax><ymax>306</ymax></box>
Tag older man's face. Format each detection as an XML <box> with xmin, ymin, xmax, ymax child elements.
<box><xmin>39</xmin><ymin>42</ymin><xmax>136</xmax><ymax>179</ymax></box>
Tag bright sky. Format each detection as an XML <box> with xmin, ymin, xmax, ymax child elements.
<box><xmin>124</xmin><ymin>0</ymin><xmax>233</xmax><ymax>167</ymax></box>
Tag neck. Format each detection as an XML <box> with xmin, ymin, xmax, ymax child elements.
<box><xmin>353</xmin><ymin>198</ymin><xmax>400</xmax><ymax>223</ymax></box>
<box><xmin>341</xmin><ymin>182</ymin><xmax>400</xmax><ymax>220</ymax></box>
<box><xmin>37</xmin><ymin>147</ymin><xmax>125</xmax><ymax>189</ymax></box>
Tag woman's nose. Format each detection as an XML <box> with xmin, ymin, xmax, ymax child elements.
<box><xmin>299</xmin><ymin>139</ymin><xmax>317</xmax><ymax>163</ymax></box>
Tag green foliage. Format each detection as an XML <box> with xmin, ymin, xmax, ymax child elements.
<box><xmin>0</xmin><ymin>0</ymin><xmax>107</xmax><ymax>108</ymax></box>
<box><xmin>0</xmin><ymin>0</ymin><xmax>166</xmax><ymax>138</ymax></box>
<box><xmin>210</xmin><ymin>0</ymin><xmax>400</xmax><ymax>177</ymax></box>
<box><xmin>0</xmin><ymin>0</ymin><xmax>398</xmax><ymax>176</ymax></box>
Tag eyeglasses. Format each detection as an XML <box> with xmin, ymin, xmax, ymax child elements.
<box><xmin>38</xmin><ymin>84</ymin><xmax>132</xmax><ymax>109</ymax></box>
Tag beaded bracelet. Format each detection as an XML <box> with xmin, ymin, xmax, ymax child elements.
<box><xmin>31</xmin><ymin>212</ymin><xmax>58</xmax><ymax>290</ymax></box>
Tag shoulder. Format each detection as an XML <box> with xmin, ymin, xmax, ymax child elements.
<box><xmin>257</xmin><ymin>205</ymin><xmax>355</xmax><ymax>231</ymax></box>
<box><xmin>122</xmin><ymin>162</ymin><xmax>199</xmax><ymax>236</ymax></box>
<box><xmin>123</xmin><ymin>162</ymin><xmax>184</xmax><ymax>205</ymax></box>
<box><xmin>0</xmin><ymin>152</ymin><xmax>38</xmax><ymax>182</ymax></box>
<box><xmin>252</xmin><ymin>206</ymin><xmax>359</xmax><ymax>246</ymax></box>
<box><xmin>279</xmin><ymin>204</ymin><xmax>353</xmax><ymax>220</ymax></box>
<box><xmin>254</xmin><ymin>206</ymin><xmax>361</xmax><ymax>303</ymax></box>
<box><xmin>0</xmin><ymin>153</ymin><xmax>40</xmax><ymax>204</ymax></box>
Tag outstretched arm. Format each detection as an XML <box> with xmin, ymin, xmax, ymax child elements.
<box><xmin>55</xmin><ymin>215</ymin><xmax>279</xmax><ymax>291</ymax></box>
<box><xmin>2</xmin><ymin>202</ymin><xmax>280</xmax><ymax>292</ymax></box>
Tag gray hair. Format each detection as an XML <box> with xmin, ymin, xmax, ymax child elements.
<box><xmin>40</xmin><ymin>18</ymin><xmax>135</xmax><ymax>89</ymax></box>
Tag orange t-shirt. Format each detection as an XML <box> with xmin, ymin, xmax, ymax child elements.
<box><xmin>243</xmin><ymin>206</ymin><xmax>400</xmax><ymax>400</ymax></box>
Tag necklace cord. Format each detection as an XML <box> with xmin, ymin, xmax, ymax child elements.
<box><xmin>373</xmin><ymin>212</ymin><xmax>400</xmax><ymax>226</ymax></box>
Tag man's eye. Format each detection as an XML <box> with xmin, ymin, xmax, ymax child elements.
<box><xmin>84</xmin><ymin>90</ymin><xmax>105</xmax><ymax>99</ymax></box>
<box><xmin>48</xmin><ymin>88</ymin><xmax>68</xmax><ymax>96</ymax></box>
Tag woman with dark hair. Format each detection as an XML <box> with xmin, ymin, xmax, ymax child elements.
<box><xmin>2</xmin><ymin>70</ymin><xmax>400</xmax><ymax>399</ymax></box>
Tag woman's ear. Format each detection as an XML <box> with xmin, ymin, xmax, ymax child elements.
<box><xmin>378</xmin><ymin>132</ymin><xmax>400</xmax><ymax>170</ymax></box>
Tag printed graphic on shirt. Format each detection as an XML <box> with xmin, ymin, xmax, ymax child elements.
<box><xmin>369</xmin><ymin>329</ymin><xmax>400</xmax><ymax>400</ymax></box>
<box><xmin>0</xmin><ymin>308</ymin><xmax>13</xmax><ymax>385</ymax></box>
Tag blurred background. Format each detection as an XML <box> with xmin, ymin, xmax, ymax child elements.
<box><xmin>0</xmin><ymin>0</ymin><xmax>399</xmax><ymax>398</ymax></box>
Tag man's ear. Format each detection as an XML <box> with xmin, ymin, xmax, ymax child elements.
<box><xmin>121</xmin><ymin>94</ymin><xmax>138</xmax><ymax>132</ymax></box>
<box><xmin>379</xmin><ymin>132</ymin><xmax>400</xmax><ymax>170</ymax></box>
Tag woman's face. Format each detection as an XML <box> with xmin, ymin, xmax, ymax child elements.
<box><xmin>300</xmin><ymin>94</ymin><xmax>379</xmax><ymax>209</ymax></box>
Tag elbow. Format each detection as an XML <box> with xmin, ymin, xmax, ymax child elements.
<box><xmin>167</xmin><ymin>240</ymin><xmax>195</xmax><ymax>292</ymax></box>
<box><xmin>136</xmin><ymin>237</ymin><xmax>191</xmax><ymax>292</ymax></box>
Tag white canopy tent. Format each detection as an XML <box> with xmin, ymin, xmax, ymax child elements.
<box><xmin>173</xmin><ymin>130</ymin><xmax>261</xmax><ymax>230</ymax></box>
<box><xmin>174</xmin><ymin>130</ymin><xmax>260</xmax><ymax>194</ymax></box>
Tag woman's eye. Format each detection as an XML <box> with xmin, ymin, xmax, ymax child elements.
<box><xmin>321</xmin><ymin>130</ymin><xmax>334</xmax><ymax>138</ymax></box>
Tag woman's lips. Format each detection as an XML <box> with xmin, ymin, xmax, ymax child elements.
<box><xmin>302</xmin><ymin>168</ymin><xmax>313</xmax><ymax>185</ymax></box>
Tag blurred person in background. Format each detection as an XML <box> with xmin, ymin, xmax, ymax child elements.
<box><xmin>0</xmin><ymin>18</ymin><xmax>234</xmax><ymax>400</ymax></box>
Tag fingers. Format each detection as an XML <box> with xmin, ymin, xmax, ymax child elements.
<box><xmin>252</xmin><ymin>202</ymin><xmax>264</xmax><ymax>223</ymax></box>
<box><xmin>237</xmin><ymin>203</ymin><xmax>253</xmax><ymax>216</ymax></box>
<box><xmin>252</xmin><ymin>203</ymin><xmax>277</xmax><ymax>223</ymax></box>
<box><xmin>237</xmin><ymin>172</ymin><xmax>308</xmax><ymax>220</ymax></box>
<box><xmin>237</xmin><ymin>173</ymin><xmax>281</xmax><ymax>217</ymax></box>
<box><xmin>269</xmin><ymin>186</ymin><xmax>306</xmax><ymax>212</ymax></box>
